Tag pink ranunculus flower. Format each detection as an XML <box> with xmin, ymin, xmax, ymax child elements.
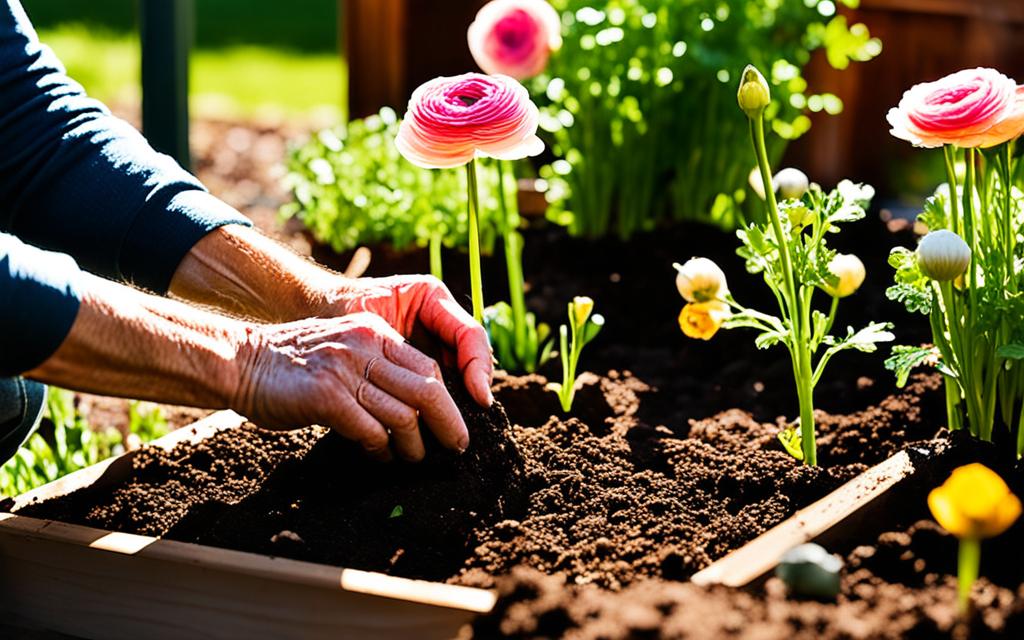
<box><xmin>395</xmin><ymin>73</ymin><xmax>544</xmax><ymax>169</ymax></box>
<box><xmin>467</xmin><ymin>0</ymin><xmax>562</xmax><ymax>80</ymax></box>
<box><xmin>887</xmin><ymin>67</ymin><xmax>1024</xmax><ymax>149</ymax></box>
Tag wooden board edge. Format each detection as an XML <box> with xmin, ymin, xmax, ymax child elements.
<box><xmin>690</xmin><ymin>449</ymin><xmax>916</xmax><ymax>587</ymax></box>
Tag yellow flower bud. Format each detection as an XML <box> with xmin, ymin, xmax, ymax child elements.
<box><xmin>571</xmin><ymin>296</ymin><xmax>594</xmax><ymax>328</ymax></box>
<box><xmin>928</xmin><ymin>463</ymin><xmax>1021</xmax><ymax>540</ymax></box>
<box><xmin>917</xmin><ymin>229</ymin><xmax>971</xmax><ymax>282</ymax></box>
<box><xmin>678</xmin><ymin>300</ymin><xmax>731</xmax><ymax>341</ymax></box>
<box><xmin>737</xmin><ymin>64</ymin><xmax>771</xmax><ymax>118</ymax></box>
<box><xmin>673</xmin><ymin>258</ymin><xmax>729</xmax><ymax>303</ymax></box>
<box><xmin>823</xmin><ymin>254</ymin><xmax>865</xmax><ymax>298</ymax></box>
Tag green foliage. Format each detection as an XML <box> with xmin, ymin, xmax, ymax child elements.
<box><xmin>484</xmin><ymin>302</ymin><xmax>555</xmax><ymax>374</ymax></box>
<box><xmin>281</xmin><ymin>108</ymin><xmax>504</xmax><ymax>255</ymax></box>
<box><xmin>886</xmin><ymin>146</ymin><xmax>1024</xmax><ymax>446</ymax></box>
<box><xmin>549</xmin><ymin>299</ymin><xmax>605</xmax><ymax>412</ymax></box>
<box><xmin>0</xmin><ymin>389</ymin><xmax>169</xmax><ymax>497</ymax></box>
<box><xmin>714</xmin><ymin>94</ymin><xmax>891</xmax><ymax>466</ymax></box>
<box><xmin>535</xmin><ymin>0</ymin><xmax>881</xmax><ymax>238</ymax></box>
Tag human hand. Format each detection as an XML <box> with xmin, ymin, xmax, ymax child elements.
<box><xmin>232</xmin><ymin>312</ymin><xmax>469</xmax><ymax>462</ymax></box>
<box><xmin>319</xmin><ymin>274</ymin><xmax>494</xmax><ymax>408</ymax></box>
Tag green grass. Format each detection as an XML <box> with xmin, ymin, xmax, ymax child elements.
<box><xmin>38</xmin><ymin>24</ymin><xmax>345</xmax><ymax>120</ymax></box>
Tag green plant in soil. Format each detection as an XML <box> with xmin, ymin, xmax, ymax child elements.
<box><xmin>885</xmin><ymin>143</ymin><xmax>1024</xmax><ymax>453</ymax></box>
<box><xmin>534</xmin><ymin>0</ymin><xmax>880</xmax><ymax>239</ymax></box>
<box><xmin>280</xmin><ymin>107</ymin><xmax>503</xmax><ymax>278</ymax></box>
<box><xmin>675</xmin><ymin>65</ymin><xmax>892</xmax><ymax>466</ymax></box>
<box><xmin>549</xmin><ymin>296</ymin><xmax>604</xmax><ymax>412</ymax></box>
<box><xmin>0</xmin><ymin>389</ymin><xmax>168</xmax><ymax>497</ymax></box>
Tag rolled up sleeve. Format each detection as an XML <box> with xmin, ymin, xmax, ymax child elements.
<box><xmin>0</xmin><ymin>0</ymin><xmax>251</xmax><ymax>293</ymax></box>
<box><xmin>0</xmin><ymin>232</ymin><xmax>82</xmax><ymax>376</ymax></box>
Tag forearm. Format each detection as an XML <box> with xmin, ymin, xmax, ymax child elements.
<box><xmin>26</xmin><ymin>273</ymin><xmax>247</xmax><ymax>409</ymax></box>
<box><xmin>170</xmin><ymin>224</ymin><xmax>347</xmax><ymax>322</ymax></box>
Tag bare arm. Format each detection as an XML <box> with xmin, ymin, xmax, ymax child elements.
<box><xmin>171</xmin><ymin>224</ymin><xmax>494</xmax><ymax>406</ymax></box>
<box><xmin>26</xmin><ymin>272</ymin><xmax>469</xmax><ymax>461</ymax></box>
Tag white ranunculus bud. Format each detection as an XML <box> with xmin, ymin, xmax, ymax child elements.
<box><xmin>823</xmin><ymin>253</ymin><xmax>865</xmax><ymax>298</ymax></box>
<box><xmin>774</xmin><ymin>168</ymin><xmax>809</xmax><ymax>200</ymax></box>
<box><xmin>917</xmin><ymin>230</ymin><xmax>971</xmax><ymax>282</ymax></box>
<box><xmin>673</xmin><ymin>258</ymin><xmax>729</xmax><ymax>303</ymax></box>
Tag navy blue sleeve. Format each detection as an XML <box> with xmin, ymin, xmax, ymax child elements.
<box><xmin>0</xmin><ymin>232</ymin><xmax>82</xmax><ymax>376</ymax></box>
<box><xmin>0</xmin><ymin>0</ymin><xmax>252</xmax><ymax>294</ymax></box>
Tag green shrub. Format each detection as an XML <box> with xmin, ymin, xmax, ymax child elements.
<box><xmin>280</xmin><ymin>107</ymin><xmax>506</xmax><ymax>258</ymax></box>
<box><xmin>0</xmin><ymin>389</ymin><xmax>169</xmax><ymax>497</ymax></box>
<box><xmin>535</xmin><ymin>0</ymin><xmax>880</xmax><ymax>238</ymax></box>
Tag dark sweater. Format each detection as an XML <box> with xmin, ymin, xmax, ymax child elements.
<box><xmin>0</xmin><ymin>0</ymin><xmax>251</xmax><ymax>376</ymax></box>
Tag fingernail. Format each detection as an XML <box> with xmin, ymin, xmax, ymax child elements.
<box><xmin>457</xmin><ymin>434</ymin><xmax>470</xmax><ymax>453</ymax></box>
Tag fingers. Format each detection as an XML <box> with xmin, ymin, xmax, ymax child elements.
<box><xmin>329</xmin><ymin>392</ymin><xmax>393</xmax><ymax>463</ymax></box>
<box><xmin>366</xmin><ymin>356</ymin><xmax>470</xmax><ymax>453</ymax></box>
<box><xmin>355</xmin><ymin>377</ymin><xmax>425</xmax><ymax>461</ymax></box>
<box><xmin>419</xmin><ymin>289</ymin><xmax>495</xmax><ymax>407</ymax></box>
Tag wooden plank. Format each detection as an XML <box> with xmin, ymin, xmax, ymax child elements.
<box><xmin>345</xmin><ymin>0</ymin><xmax>407</xmax><ymax>118</ymax></box>
<box><xmin>691</xmin><ymin>450</ymin><xmax>916</xmax><ymax>588</ymax></box>
<box><xmin>860</xmin><ymin>0</ymin><xmax>1024</xmax><ymax>22</ymax></box>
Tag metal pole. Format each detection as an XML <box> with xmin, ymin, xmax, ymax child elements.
<box><xmin>139</xmin><ymin>0</ymin><xmax>193</xmax><ymax>169</ymax></box>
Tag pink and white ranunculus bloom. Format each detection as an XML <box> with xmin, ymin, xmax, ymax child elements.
<box><xmin>887</xmin><ymin>67</ymin><xmax>1024</xmax><ymax>148</ymax></box>
<box><xmin>395</xmin><ymin>73</ymin><xmax>544</xmax><ymax>169</ymax></box>
<box><xmin>468</xmin><ymin>0</ymin><xmax>562</xmax><ymax>80</ymax></box>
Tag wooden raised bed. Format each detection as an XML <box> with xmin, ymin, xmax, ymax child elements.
<box><xmin>0</xmin><ymin>411</ymin><xmax>495</xmax><ymax>640</ymax></box>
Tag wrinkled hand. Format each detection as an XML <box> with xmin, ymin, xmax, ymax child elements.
<box><xmin>233</xmin><ymin>312</ymin><xmax>470</xmax><ymax>462</ymax></box>
<box><xmin>322</xmin><ymin>274</ymin><xmax>494</xmax><ymax>408</ymax></box>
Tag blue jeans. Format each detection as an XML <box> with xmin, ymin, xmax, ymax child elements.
<box><xmin>0</xmin><ymin>377</ymin><xmax>46</xmax><ymax>465</ymax></box>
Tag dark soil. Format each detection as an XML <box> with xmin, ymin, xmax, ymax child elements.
<box><xmin>473</xmin><ymin>435</ymin><xmax>1024</xmax><ymax>639</ymax></box>
<box><xmin>17</xmin><ymin>214</ymin><xmax>969</xmax><ymax>635</ymax></box>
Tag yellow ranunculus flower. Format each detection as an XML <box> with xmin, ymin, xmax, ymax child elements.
<box><xmin>678</xmin><ymin>300</ymin><xmax>731</xmax><ymax>341</ymax></box>
<box><xmin>928</xmin><ymin>463</ymin><xmax>1021</xmax><ymax>540</ymax></box>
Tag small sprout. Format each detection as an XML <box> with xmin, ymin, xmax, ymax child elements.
<box><xmin>678</xmin><ymin>300</ymin><xmax>731</xmax><ymax>341</ymax></box>
<box><xmin>928</xmin><ymin>463</ymin><xmax>1021</xmax><ymax>615</ymax></box>
<box><xmin>389</xmin><ymin>505</ymin><xmax>404</xmax><ymax>519</ymax></box>
<box><xmin>550</xmin><ymin>297</ymin><xmax>604</xmax><ymax>412</ymax></box>
<box><xmin>917</xmin><ymin>229</ymin><xmax>971</xmax><ymax>282</ymax></box>
<box><xmin>777</xmin><ymin>425</ymin><xmax>804</xmax><ymax>461</ymax></box>
<box><xmin>773</xmin><ymin>168</ymin><xmax>809</xmax><ymax>200</ymax></box>
<box><xmin>673</xmin><ymin>258</ymin><xmax>729</xmax><ymax>303</ymax></box>
<box><xmin>776</xmin><ymin>543</ymin><xmax>843</xmax><ymax>600</ymax></box>
<box><xmin>737</xmin><ymin>64</ymin><xmax>771</xmax><ymax>118</ymax></box>
<box><xmin>823</xmin><ymin>254</ymin><xmax>866</xmax><ymax>298</ymax></box>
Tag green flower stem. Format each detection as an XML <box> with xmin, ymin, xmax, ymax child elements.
<box><xmin>429</xmin><ymin>234</ymin><xmax>443</xmax><ymax>280</ymax></box>
<box><xmin>824</xmin><ymin>295</ymin><xmax>839</xmax><ymax>336</ymax></box>
<box><xmin>944</xmin><ymin>145</ymin><xmax>963</xmax><ymax>237</ymax></box>
<box><xmin>750</xmin><ymin>116</ymin><xmax>797</xmax><ymax>310</ymax></box>
<box><xmin>466</xmin><ymin>159</ymin><xmax>485</xmax><ymax>323</ymax></box>
<box><xmin>958</xmin><ymin>537</ymin><xmax>980</xmax><ymax>617</ymax></box>
<box><xmin>496</xmin><ymin>160</ymin><xmax>528</xmax><ymax>362</ymax></box>
<box><xmin>751</xmin><ymin>112</ymin><xmax>816</xmax><ymax>464</ymax></box>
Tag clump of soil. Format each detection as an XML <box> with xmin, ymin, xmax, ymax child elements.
<box><xmin>473</xmin><ymin>520</ymin><xmax>1024</xmax><ymax>640</ymax></box>
<box><xmin>19</xmin><ymin>380</ymin><xmax>527</xmax><ymax>581</ymax></box>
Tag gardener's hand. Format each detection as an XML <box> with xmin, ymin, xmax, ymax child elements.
<box><xmin>232</xmin><ymin>312</ymin><xmax>469</xmax><ymax>462</ymax></box>
<box><xmin>321</xmin><ymin>274</ymin><xmax>495</xmax><ymax>408</ymax></box>
<box><xmin>172</xmin><ymin>227</ymin><xmax>494</xmax><ymax>408</ymax></box>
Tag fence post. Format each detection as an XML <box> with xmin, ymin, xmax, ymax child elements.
<box><xmin>139</xmin><ymin>0</ymin><xmax>193</xmax><ymax>169</ymax></box>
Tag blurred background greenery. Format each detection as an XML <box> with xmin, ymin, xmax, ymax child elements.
<box><xmin>21</xmin><ymin>0</ymin><xmax>346</xmax><ymax>119</ymax></box>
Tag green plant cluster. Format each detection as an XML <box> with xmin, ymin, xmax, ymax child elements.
<box><xmin>886</xmin><ymin>144</ymin><xmax>1024</xmax><ymax>453</ymax></box>
<box><xmin>281</xmin><ymin>107</ymin><xmax>505</xmax><ymax>258</ymax></box>
<box><xmin>0</xmin><ymin>389</ymin><xmax>169</xmax><ymax>497</ymax></box>
<box><xmin>534</xmin><ymin>0</ymin><xmax>880</xmax><ymax>238</ymax></box>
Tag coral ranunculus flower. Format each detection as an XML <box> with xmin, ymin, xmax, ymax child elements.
<box><xmin>928</xmin><ymin>463</ymin><xmax>1021</xmax><ymax>540</ymax></box>
<box><xmin>887</xmin><ymin>68</ymin><xmax>1024</xmax><ymax>148</ymax></box>
<box><xmin>395</xmin><ymin>73</ymin><xmax>544</xmax><ymax>169</ymax></box>
<box><xmin>678</xmin><ymin>300</ymin><xmax>731</xmax><ymax>341</ymax></box>
<box><xmin>468</xmin><ymin>0</ymin><xmax>562</xmax><ymax>80</ymax></box>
